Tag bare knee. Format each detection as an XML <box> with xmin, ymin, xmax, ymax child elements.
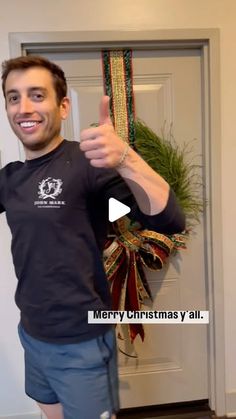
<box><xmin>38</xmin><ymin>402</ymin><xmax>116</xmax><ymax>419</ymax></box>
<box><xmin>38</xmin><ymin>402</ymin><xmax>64</xmax><ymax>419</ymax></box>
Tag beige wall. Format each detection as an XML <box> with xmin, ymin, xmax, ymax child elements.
<box><xmin>0</xmin><ymin>0</ymin><xmax>235</xmax><ymax>417</ymax></box>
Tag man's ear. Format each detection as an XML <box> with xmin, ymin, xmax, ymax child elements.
<box><xmin>60</xmin><ymin>96</ymin><xmax>70</xmax><ymax>120</ymax></box>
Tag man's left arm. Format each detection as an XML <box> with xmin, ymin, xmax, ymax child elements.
<box><xmin>116</xmin><ymin>144</ymin><xmax>169</xmax><ymax>216</ymax></box>
<box><xmin>80</xmin><ymin>96</ymin><xmax>185</xmax><ymax>233</ymax></box>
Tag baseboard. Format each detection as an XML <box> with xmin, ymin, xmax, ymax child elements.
<box><xmin>226</xmin><ymin>390</ymin><xmax>236</xmax><ymax>417</ymax></box>
<box><xmin>118</xmin><ymin>399</ymin><xmax>212</xmax><ymax>418</ymax></box>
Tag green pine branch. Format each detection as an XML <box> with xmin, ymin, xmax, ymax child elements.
<box><xmin>134</xmin><ymin>120</ymin><xmax>203</xmax><ymax>225</ymax></box>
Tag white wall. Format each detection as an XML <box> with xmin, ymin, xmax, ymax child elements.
<box><xmin>0</xmin><ymin>0</ymin><xmax>235</xmax><ymax>416</ymax></box>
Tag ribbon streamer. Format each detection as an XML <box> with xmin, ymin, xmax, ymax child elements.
<box><xmin>102</xmin><ymin>50</ymin><xmax>186</xmax><ymax>342</ymax></box>
<box><xmin>102</xmin><ymin>50</ymin><xmax>135</xmax><ymax>146</ymax></box>
<box><xmin>103</xmin><ymin>217</ymin><xmax>186</xmax><ymax>342</ymax></box>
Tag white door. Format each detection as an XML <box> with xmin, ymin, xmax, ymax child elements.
<box><xmin>42</xmin><ymin>48</ymin><xmax>208</xmax><ymax>408</ymax></box>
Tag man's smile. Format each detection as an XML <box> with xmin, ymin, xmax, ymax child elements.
<box><xmin>18</xmin><ymin>121</ymin><xmax>41</xmax><ymax>128</ymax></box>
<box><xmin>15</xmin><ymin>119</ymin><xmax>43</xmax><ymax>133</ymax></box>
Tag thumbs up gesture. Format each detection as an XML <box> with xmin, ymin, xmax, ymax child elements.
<box><xmin>80</xmin><ymin>96</ymin><xmax>129</xmax><ymax>169</ymax></box>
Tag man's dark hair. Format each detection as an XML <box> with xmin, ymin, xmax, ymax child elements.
<box><xmin>1</xmin><ymin>55</ymin><xmax>67</xmax><ymax>105</ymax></box>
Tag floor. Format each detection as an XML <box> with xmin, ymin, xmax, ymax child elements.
<box><xmin>118</xmin><ymin>414</ymin><xmax>213</xmax><ymax>419</ymax></box>
<box><xmin>118</xmin><ymin>400</ymin><xmax>215</xmax><ymax>419</ymax></box>
<box><xmin>122</xmin><ymin>416</ymin><xmax>212</xmax><ymax>419</ymax></box>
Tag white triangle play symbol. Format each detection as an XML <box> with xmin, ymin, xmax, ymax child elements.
<box><xmin>108</xmin><ymin>198</ymin><xmax>131</xmax><ymax>222</ymax></box>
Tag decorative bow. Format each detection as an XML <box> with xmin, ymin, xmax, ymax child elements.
<box><xmin>103</xmin><ymin>216</ymin><xmax>186</xmax><ymax>342</ymax></box>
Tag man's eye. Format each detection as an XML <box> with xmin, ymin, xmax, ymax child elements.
<box><xmin>8</xmin><ymin>95</ymin><xmax>19</xmax><ymax>103</ymax></box>
<box><xmin>32</xmin><ymin>93</ymin><xmax>44</xmax><ymax>101</ymax></box>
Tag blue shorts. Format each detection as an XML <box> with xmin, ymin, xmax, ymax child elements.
<box><xmin>18</xmin><ymin>324</ymin><xmax>119</xmax><ymax>419</ymax></box>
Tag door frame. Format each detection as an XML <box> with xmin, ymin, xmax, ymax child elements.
<box><xmin>8</xmin><ymin>28</ymin><xmax>224</xmax><ymax>416</ymax></box>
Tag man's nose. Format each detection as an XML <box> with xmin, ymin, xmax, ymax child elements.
<box><xmin>18</xmin><ymin>97</ymin><xmax>34</xmax><ymax>114</ymax></box>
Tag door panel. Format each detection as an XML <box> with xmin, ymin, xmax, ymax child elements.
<box><xmin>42</xmin><ymin>49</ymin><xmax>208</xmax><ymax>407</ymax></box>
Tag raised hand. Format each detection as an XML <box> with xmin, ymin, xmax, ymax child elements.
<box><xmin>80</xmin><ymin>96</ymin><xmax>128</xmax><ymax>168</ymax></box>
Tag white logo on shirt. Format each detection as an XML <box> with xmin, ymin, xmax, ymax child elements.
<box><xmin>38</xmin><ymin>177</ymin><xmax>62</xmax><ymax>199</ymax></box>
<box><xmin>34</xmin><ymin>177</ymin><xmax>66</xmax><ymax>208</ymax></box>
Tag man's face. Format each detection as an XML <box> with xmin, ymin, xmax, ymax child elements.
<box><xmin>5</xmin><ymin>67</ymin><xmax>69</xmax><ymax>153</ymax></box>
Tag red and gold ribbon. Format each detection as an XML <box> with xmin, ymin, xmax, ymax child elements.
<box><xmin>102</xmin><ymin>50</ymin><xmax>135</xmax><ymax>146</ymax></box>
<box><xmin>103</xmin><ymin>218</ymin><xmax>186</xmax><ymax>342</ymax></box>
<box><xmin>102</xmin><ymin>50</ymin><xmax>186</xmax><ymax>343</ymax></box>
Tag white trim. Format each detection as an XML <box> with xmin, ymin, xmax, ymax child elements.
<box><xmin>226</xmin><ymin>391</ymin><xmax>236</xmax><ymax>417</ymax></box>
<box><xmin>8</xmin><ymin>29</ymin><xmax>224</xmax><ymax>416</ymax></box>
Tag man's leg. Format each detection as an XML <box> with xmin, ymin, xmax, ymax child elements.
<box><xmin>38</xmin><ymin>403</ymin><xmax>116</xmax><ymax>419</ymax></box>
<box><xmin>38</xmin><ymin>402</ymin><xmax>64</xmax><ymax>419</ymax></box>
<box><xmin>50</xmin><ymin>328</ymin><xmax>119</xmax><ymax>418</ymax></box>
<box><xmin>19</xmin><ymin>324</ymin><xmax>119</xmax><ymax>418</ymax></box>
<box><xmin>38</xmin><ymin>402</ymin><xmax>115</xmax><ymax>419</ymax></box>
<box><xmin>39</xmin><ymin>402</ymin><xmax>115</xmax><ymax>419</ymax></box>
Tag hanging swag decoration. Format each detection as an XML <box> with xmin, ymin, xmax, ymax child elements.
<box><xmin>102</xmin><ymin>50</ymin><xmax>187</xmax><ymax>343</ymax></box>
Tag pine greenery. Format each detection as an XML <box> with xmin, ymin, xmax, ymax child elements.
<box><xmin>134</xmin><ymin>120</ymin><xmax>203</xmax><ymax>225</ymax></box>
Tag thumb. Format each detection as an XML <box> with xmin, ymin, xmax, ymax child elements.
<box><xmin>99</xmin><ymin>95</ymin><xmax>113</xmax><ymax>126</ymax></box>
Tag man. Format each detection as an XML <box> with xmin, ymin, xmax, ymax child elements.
<box><xmin>0</xmin><ymin>56</ymin><xmax>185</xmax><ymax>419</ymax></box>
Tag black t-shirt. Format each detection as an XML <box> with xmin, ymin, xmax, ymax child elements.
<box><xmin>0</xmin><ymin>140</ymin><xmax>185</xmax><ymax>343</ymax></box>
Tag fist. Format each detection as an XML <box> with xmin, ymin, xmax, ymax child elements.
<box><xmin>80</xmin><ymin>96</ymin><xmax>128</xmax><ymax>168</ymax></box>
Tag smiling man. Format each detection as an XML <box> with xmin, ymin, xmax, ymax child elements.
<box><xmin>5</xmin><ymin>64</ymin><xmax>69</xmax><ymax>156</ymax></box>
<box><xmin>0</xmin><ymin>55</ymin><xmax>185</xmax><ymax>419</ymax></box>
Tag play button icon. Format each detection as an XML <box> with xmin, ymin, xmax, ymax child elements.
<box><xmin>108</xmin><ymin>198</ymin><xmax>131</xmax><ymax>222</ymax></box>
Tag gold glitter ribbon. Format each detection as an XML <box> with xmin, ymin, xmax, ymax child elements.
<box><xmin>110</xmin><ymin>51</ymin><xmax>129</xmax><ymax>142</ymax></box>
<box><xmin>102</xmin><ymin>50</ymin><xmax>186</xmax><ymax>343</ymax></box>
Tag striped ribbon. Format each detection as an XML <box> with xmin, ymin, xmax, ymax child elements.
<box><xmin>102</xmin><ymin>50</ymin><xmax>135</xmax><ymax>147</ymax></box>
<box><xmin>102</xmin><ymin>50</ymin><xmax>186</xmax><ymax>344</ymax></box>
